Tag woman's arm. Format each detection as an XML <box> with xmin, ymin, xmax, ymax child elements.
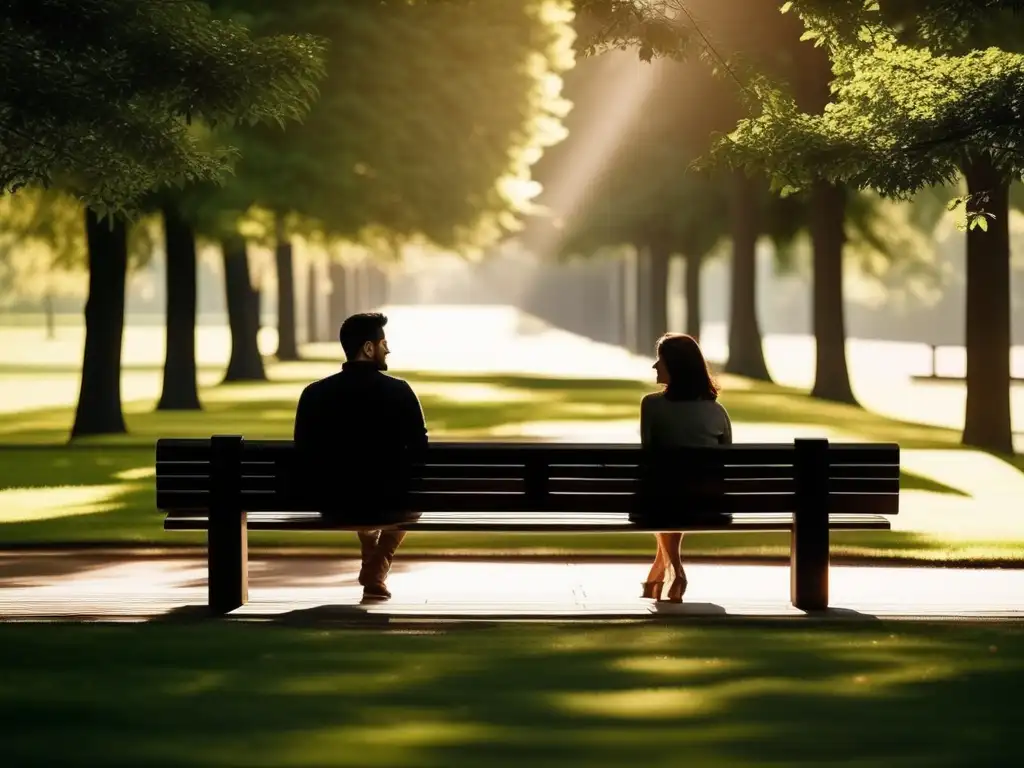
<box><xmin>718</xmin><ymin>403</ymin><xmax>733</xmax><ymax>445</ymax></box>
<box><xmin>640</xmin><ymin>395</ymin><xmax>654</xmax><ymax>446</ymax></box>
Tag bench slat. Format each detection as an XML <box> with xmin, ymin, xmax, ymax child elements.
<box><xmin>155</xmin><ymin>462</ymin><xmax>899</xmax><ymax>482</ymax></box>
<box><xmin>164</xmin><ymin>510</ymin><xmax>893</xmax><ymax>533</ymax></box>
<box><xmin>156</xmin><ymin>439</ymin><xmax>899</xmax><ymax>468</ymax></box>
<box><xmin>156</xmin><ymin>475</ymin><xmax>898</xmax><ymax>496</ymax></box>
<box><xmin>157</xmin><ymin>487</ymin><xmax>898</xmax><ymax>516</ymax></box>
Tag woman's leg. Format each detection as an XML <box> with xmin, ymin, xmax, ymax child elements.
<box><xmin>644</xmin><ymin>534</ymin><xmax>669</xmax><ymax>591</ymax></box>
<box><xmin>663</xmin><ymin>533</ymin><xmax>684</xmax><ymax>577</ymax></box>
<box><xmin>664</xmin><ymin>532</ymin><xmax>688</xmax><ymax>601</ymax></box>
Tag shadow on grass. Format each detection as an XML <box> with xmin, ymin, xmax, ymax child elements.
<box><xmin>0</xmin><ymin>622</ymin><xmax>1020</xmax><ymax>767</ymax></box>
<box><xmin>0</xmin><ymin>363</ymin><xmax>228</xmax><ymax>376</ymax></box>
<box><xmin>0</xmin><ymin>367</ymin><xmax>1018</xmax><ymax>554</ymax></box>
<box><xmin>900</xmin><ymin>470</ymin><xmax>968</xmax><ymax>496</ymax></box>
<box><xmin>0</xmin><ymin>369</ymin><xmax>651</xmax><ymax>445</ymax></box>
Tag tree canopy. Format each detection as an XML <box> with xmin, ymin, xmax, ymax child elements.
<box><xmin>1</xmin><ymin>0</ymin><xmax>325</xmax><ymax>214</ymax></box>
<box><xmin>708</xmin><ymin>1</ymin><xmax>1024</xmax><ymax>202</ymax></box>
<box><xmin>205</xmin><ymin>0</ymin><xmax>575</xmax><ymax>251</ymax></box>
<box><xmin>698</xmin><ymin>0</ymin><xmax>1023</xmax><ymax>453</ymax></box>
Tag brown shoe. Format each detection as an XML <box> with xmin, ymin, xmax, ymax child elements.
<box><xmin>362</xmin><ymin>582</ymin><xmax>391</xmax><ymax>600</ymax></box>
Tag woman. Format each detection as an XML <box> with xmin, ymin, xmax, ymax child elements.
<box><xmin>639</xmin><ymin>333</ymin><xmax>733</xmax><ymax>603</ymax></box>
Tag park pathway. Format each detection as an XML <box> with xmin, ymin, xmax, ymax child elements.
<box><xmin>2</xmin><ymin>553</ymin><xmax>1023</xmax><ymax>623</ymax></box>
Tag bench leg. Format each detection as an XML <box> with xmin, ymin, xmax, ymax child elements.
<box><xmin>208</xmin><ymin>511</ymin><xmax>248</xmax><ymax>614</ymax></box>
<box><xmin>792</xmin><ymin>438</ymin><xmax>829</xmax><ymax>611</ymax></box>
<box><xmin>791</xmin><ymin>518</ymin><xmax>829</xmax><ymax>611</ymax></box>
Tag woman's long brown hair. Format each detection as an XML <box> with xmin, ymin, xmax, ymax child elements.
<box><xmin>656</xmin><ymin>333</ymin><xmax>719</xmax><ymax>401</ymax></box>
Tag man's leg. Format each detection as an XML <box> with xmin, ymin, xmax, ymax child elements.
<box><xmin>362</xmin><ymin>529</ymin><xmax>407</xmax><ymax>599</ymax></box>
<box><xmin>357</xmin><ymin>530</ymin><xmax>380</xmax><ymax>586</ymax></box>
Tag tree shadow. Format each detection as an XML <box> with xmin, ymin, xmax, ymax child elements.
<box><xmin>0</xmin><ymin>553</ymin><xmax>114</xmax><ymax>587</ymax></box>
<box><xmin>0</xmin><ymin>622</ymin><xmax>1020</xmax><ymax>767</ymax></box>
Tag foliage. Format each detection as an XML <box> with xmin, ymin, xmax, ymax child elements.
<box><xmin>1</xmin><ymin>0</ymin><xmax>326</xmax><ymax>215</ymax></box>
<box><xmin>572</xmin><ymin>0</ymin><xmax>695</xmax><ymax>61</ymax></box>
<box><xmin>708</xmin><ymin>1</ymin><xmax>1024</xmax><ymax>213</ymax></box>
<box><xmin>0</xmin><ymin>188</ymin><xmax>162</xmax><ymax>304</ymax></box>
<box><xmin>0</xmin><ymin>189</ymin><xmax>84</xmax><ymax>303</ymax></box>
<box><xmin>202</xmin><ymin>0</ymin><xmax>575</xmax><ymax>252</ymax></box>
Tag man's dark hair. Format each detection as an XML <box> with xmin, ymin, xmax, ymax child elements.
<box><xmin>339</xmin><ymin>312</ymin><xmax>387</xmax><ymax>360</ymax></box>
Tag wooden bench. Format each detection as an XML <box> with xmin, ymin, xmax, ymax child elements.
<box><xmin>155</xmin><ymin>436</ymin><xmax>900</xmax><ymax>614</ymax></box>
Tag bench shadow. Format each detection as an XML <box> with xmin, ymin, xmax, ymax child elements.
<box><xmin>648</xmin><ymin>603</ymin><xmax>880</xmax><ymax>621</ymax></box>
<box><xmin>650</xmin><ymin>601</ymin><xmax>727</xmax><ymax>617</ymax></box>
<box><xmin>815</xmin><ymin>606</ymin><xmax>882</xmax><ymax>620</ymax></box>
<box><xmin>147</xmin><ymin>601</ymin><xmax>885</xmax><ymax>626</ymax></box>
<box><xmin>147</xmin><ymin>599</ymin><xmax>883</xmax><ymax>625</ymax></box>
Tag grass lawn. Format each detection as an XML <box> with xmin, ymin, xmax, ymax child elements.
<box><xmin>0</xmin><ymin>621</ymin><xmax>1020</xmax><ymax>767</ymax></box>
<box><xmin>2</xmin><ymin>353</ymin><xmax>1023</xmax><ymax>562</ymax></box>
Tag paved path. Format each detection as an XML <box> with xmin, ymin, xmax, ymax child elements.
<box><xmin>3</xmin><ymin>553</ymin><xmax>1023</xmax><ymax>623</ymax></box>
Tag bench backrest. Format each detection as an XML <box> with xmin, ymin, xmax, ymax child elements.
<box><xmin>156</xmin><ymin>437</ymin><xmax>900</xmax><ymax>517</ymax></box>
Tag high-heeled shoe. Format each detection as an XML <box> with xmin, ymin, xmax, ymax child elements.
<box><xmin>641</xmin><ymin>581</ymin><xmax>664</xmax><ymax>600</ymax></box>
<box><xmin>665</xmin><ymin>574</ymin><xmax>688</xmax><ymax>603</ymax></box>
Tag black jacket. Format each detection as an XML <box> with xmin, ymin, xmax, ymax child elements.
<box><xmin>292</xmin><ymin>361</ymin><xmax>428</xmax><ymax>515</ymax></box>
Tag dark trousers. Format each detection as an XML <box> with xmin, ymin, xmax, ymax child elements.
<box><xmin>357</xmin><ymin>529</ymin><xmax>406</xmax><ymax>585</ymax></box>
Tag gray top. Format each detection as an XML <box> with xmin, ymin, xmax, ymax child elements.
<box><xmin>640</xmin><ymin>392</ymin><xmax>733</xmax><ymax>448</ymax></box>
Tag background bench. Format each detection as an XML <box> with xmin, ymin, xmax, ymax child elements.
<box><xmin>156</xmin><ymin>436</ymin><xmax>900</xmax><ymax>614</ymax></box>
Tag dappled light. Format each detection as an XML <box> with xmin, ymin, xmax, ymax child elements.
<box><xmin>552</xmin><ymin>687</ymin><xmax>712</xmax><ymax>719</ymax></box>
<box><xmin>5</xmin><ymin>2</ymin><xmax>1024</xmax><ymax>765</ymax></box>
<box><xmin>3</xmin><ymin>306</ymin><xmax>1024</xmax><ymax>559</ymax></box>
<box><xmin>0</xmin><ymin>623</ymin><xmax>1021</xmax><ymax>766</ymax></box>
<box><xmin>0</xmin><ymin>483</ymin><xmax>127</xmax><ymax>523</ymax></box>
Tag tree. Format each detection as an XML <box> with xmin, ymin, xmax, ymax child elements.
<box><xmin>539</xmin><ymin>4</ymin><xmax>801</xmax><ymax>377</ymax></box>
<box><xmin>201</xmin><ymin>0</ymin><xmax>574</xmax><ymax>361</ymax></box>
<box><xmin>552</xmin><ymin>61</ymin><xmax>733</xmax><ymax>351</ymax></box>
<box><xmin>2</xmin><ymin>0</ymin><xmax>324</xmax><ymax>215</ymax></box>
<box><xmin>710</xmin><ymin>0</ymin><xmax>1024</xmax><ymax>453</ymax></box>
<box><xmin>63</xmin><ymin>12</ymin><xmax>325</xmax><ymax>437</ymax></box>
<box><xmin>155</xmin><ymin>199</ymin><xmax>203</xmax><ymax>410</ymax></box>
<box><xmin>0</xmin><ymin>188</ymin><xmax>86</xmax><ymax>337</ymax></box>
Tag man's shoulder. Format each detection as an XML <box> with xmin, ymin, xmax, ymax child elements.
<box><xmin>301</xmin><ymin>369</ymin><xmax>417</xmax><ymax>398</ymax></box>
<box><xmin>379</xmin><ymin>372</ymin><xmax>417</xmax><ymax>393</ymax></box>
<box><xmin>301</xmin><ymin>372</ymin><xmax>344</xmax><ymax>397</ymax></box>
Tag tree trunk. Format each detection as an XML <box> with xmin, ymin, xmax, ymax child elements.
<box><xmin>684</xmin><ymin>252</ymin><xmax>702</xmax><ymax>341</ymax></box>
<box><xmin>221</xmin><ymin>238</ymin><xmax>267</xmax><ymax>383</ymax></box>
<box><xmin>364</xmin><ymin>265</ymin><xmax>378</xmax><ymax>310</ymax></box>
<box><xmin>371</xmin><ymin>265</ymin><xmax>390</xmax><ymax>309</ymax></box>
<box><xmin>611</xmin><ymin>256</ymin><xmax>627</xmax><ymax>347</ymax></box>
<box><xmin>352</xmin><ymin>263</ymin><xmax>368</xmax><ymax>314</ymax></box>
<box><xmin>633</xmin><ymin>245</ymin><xmax>650</xmax><ymax>354</ymax></box>
<box><xmin>274</xmin><ymin>214</ymin><xmax>299</xmax><ymax>361</ymax></box>
<box><xmin>71</xmin><ymin>210</ymin><xmax>128</xmax><ymax>438</ymax></box>
<box><xmin>305</xmin><ymin>257</ymin><xmax>319</xmax><ymax>343</ymax></box>
<box><xmin>647</xmin><ymin>241</ymin><xmax>670</xmax><ymax>348</ymax></box>
<box><xmin>809</xmin><ymin>181</ymin><xmax>857</xmax><ymax>404</ymax></box>
<box><xmin>157</xmin><ymin>202</ymin><xmax>201</xmax><ymax>411</ymax></box>
<box><xmin>328</xmin><ymin>262</ymin><xmax>348</xmax><ymax>334</ymax></box>
<box><xmin>726</xmin><ymin>171</ymin><xmax>771</xmax><ymax>380</ymax></box>
<box><xmin>962</xmin><ymin>155</ymin><xmax>1013</xmax><ymax>454</ymax></box>
<box><xmin>43</xmin><ymin>291</ymin><xmax>55</xmax><ymax>340</ymax></box>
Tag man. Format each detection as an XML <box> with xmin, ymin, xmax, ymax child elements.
<box><xmin>293</xmin><ymin>312</ymin><xmax>428</xmax><ymax>600</ymax></box>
